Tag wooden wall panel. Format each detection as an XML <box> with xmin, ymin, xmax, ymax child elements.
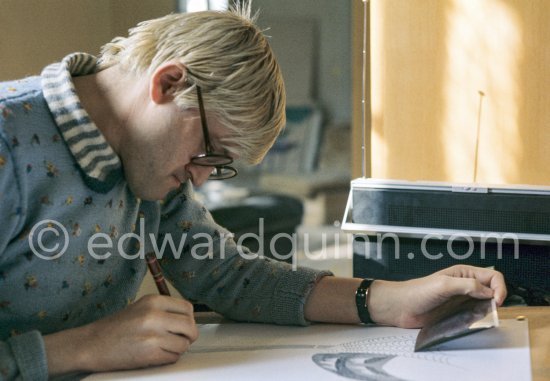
<box><xmin>353</xmin><ymin>0</ymin><xmax>550</xmax><ymax>185</ymax></box>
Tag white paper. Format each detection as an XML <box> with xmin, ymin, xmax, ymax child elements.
<box><xmin>85</xmin><ymin>319</ymin><xmax>531</xmax><ymax>381</ymax></box>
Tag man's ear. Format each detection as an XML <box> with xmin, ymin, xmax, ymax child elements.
<box><xmin>150</xmin><ymin>62</ymin><xmax>188</xmax><ymax>104</ymax></box>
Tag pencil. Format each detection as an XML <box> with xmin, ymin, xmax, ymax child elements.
<box><xmin>145</xmin><ymin>253</ymin><xmax>171</xmax><ymax>296</ymax></box>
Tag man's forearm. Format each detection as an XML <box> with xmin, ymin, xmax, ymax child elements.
<box><xmin>304</xmin><ymin>276</ymin><xmax>364</xmax><ymax>324</ymax></box>
<box><xmin>44</xmin><ymin>325</ymin><xmax>94</xmax><ymax>377</ymax></box>
<box><xmin>304</xmin><ymin>276</ymin><xmax>404</xmax><ymax>326</ymax></box>
<box><xmin>305</xmin><ymin>266</ymin><xmax>507</xmax><ymax>329</ymax></box>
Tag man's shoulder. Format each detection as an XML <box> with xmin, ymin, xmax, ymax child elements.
<box><xmin>0</xmin><ymin>76</ymin><xmax>43</xmax><ymax>106</ymax></box>
<box><xmin>0</xmin><ymin>76</ymin><xmax>49</xmax><ymax>139</ymax></box>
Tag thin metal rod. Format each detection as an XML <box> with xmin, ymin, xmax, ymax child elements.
<box><xmin>473</xmin><ymin>90</ymin><xmax>485</xmax><ymax>183</ymax></box>
<box><xmin>361</xmin><ymin>0</ymin><xmax>369</xmax><ymax>178</ymax></box>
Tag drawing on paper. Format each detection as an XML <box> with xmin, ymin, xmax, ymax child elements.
<box><xmin>310</xmin><ymin>334</ymin><xmax>459</xmax><ymax>381</ymax></box>
<box><xmin>313</xmin><ymin>353</ymin><xmax>405</xmax><ymax>381</ymax></box>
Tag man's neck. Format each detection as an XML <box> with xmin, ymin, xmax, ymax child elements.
<box><xmin>73</xmin><ymin>66</ymin><xmax>146</xmax><ymax>155</ymax></box>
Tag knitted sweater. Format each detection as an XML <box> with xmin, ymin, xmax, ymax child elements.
<box><xmin>0</xmin><ymin>53</ymin><xmax>330</xmax><ymax>381</ymax></box>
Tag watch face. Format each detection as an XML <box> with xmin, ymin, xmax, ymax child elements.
<box><xmin>414</xmin><ymin>297</ymin><xmax>499</xmax><ymax>352</ymax></box>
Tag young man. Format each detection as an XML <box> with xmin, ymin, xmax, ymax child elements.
<box><xmin>0</xmin><ymin>5</ymin><xmax>506</xmax><ymax>380</ymax></box>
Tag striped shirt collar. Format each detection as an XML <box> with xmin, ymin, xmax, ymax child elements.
<box><xmin>41</xmin><ymin>53</ymin><xmax>123</xmax><ymax>193</ymax></box>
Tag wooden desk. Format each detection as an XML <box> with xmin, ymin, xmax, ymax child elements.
<box><xmin>498</xmin><ymin>307</ymin><xmax>550</xmax><ymax>381</ymax></box>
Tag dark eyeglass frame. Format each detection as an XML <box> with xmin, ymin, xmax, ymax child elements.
<box><xmin>191</xmin><ymin>86</ymin><xmax>238</xmax><ymax>180</ymax></box>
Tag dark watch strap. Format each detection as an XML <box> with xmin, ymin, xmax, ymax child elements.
<box><xmin>355</xmin><ymin>278</ymin><xmax>375</xmax><ymax>324</ymax></box>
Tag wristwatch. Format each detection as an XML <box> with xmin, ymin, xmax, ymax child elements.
<box><xmin>355</xmin><ymin>278</ymin><xmax>375</xmax><ymax>324</ymax></box>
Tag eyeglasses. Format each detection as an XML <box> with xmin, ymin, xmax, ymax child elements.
<box><xmin>191</xmin><ymin>86</ymin><xmax>238</xmax><ymax>180</ymax></box>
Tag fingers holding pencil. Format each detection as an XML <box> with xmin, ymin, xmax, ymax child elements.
<box><xmin>144</xmin><ymin>253</ymin><xmax>199</xmax><ymax>342</ymax></box>
<box><xmin>71</xmin><ymin>294</ymin><xmax>198</xmax><ymax>371</ymax></box>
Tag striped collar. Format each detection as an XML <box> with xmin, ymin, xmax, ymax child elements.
<box><xmin>41</xmin><ymin>53</ymin><xmax>123</xmax><ymax>193</ymax></box>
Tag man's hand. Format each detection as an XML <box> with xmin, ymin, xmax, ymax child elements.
<box><xmin>368</xmin><ymin>265</ymin><xmax>507</xmax><ymax>328</ymax></box>
<box><xmin>44</xmin><ymin>295</ymin><xmax>198</xmax><ymax>377</ymax></box>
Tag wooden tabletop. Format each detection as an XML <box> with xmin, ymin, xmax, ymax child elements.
<box><xmin>498</xmin><ymin>306</ymin><xmax>550</xmax><ymax>381</ymax></box>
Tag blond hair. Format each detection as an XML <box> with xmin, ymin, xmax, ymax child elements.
<box><xmin>98</xmin><ymin>3</ymin><xmax>285</xmax><ymax>164</ymax></box>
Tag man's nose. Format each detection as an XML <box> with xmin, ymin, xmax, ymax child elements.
<box><xmin>188</xmin><ymin>165</ymin><xmax>213</xmax><ymax>187</ymax></box>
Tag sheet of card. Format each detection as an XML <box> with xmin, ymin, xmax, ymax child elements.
<box><xmin>85</xmin><ymin>319</ymin><xmax>531</xmax><ymax>381</ymax></box>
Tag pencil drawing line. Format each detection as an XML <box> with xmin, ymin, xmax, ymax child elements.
<box><xmin>189</xmin><ymin>344</ymin><xmax>334</xmax><ymax>353</ymax></box>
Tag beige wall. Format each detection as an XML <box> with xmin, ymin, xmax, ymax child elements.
<box><xmin>353</xmin><ymin>0</ymin><xmax>550</xmax><ymax>186</ymax></box>
<box><xmin>0</xmin><ymin>0</ymin><xmax>176</xmax><ymax>81</ymax></box>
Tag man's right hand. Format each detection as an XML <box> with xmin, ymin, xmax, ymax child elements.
<box><xmin>44</xmin><ymin>294</ymin><xmax>198</xmax><ymax>377</ymax></box>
